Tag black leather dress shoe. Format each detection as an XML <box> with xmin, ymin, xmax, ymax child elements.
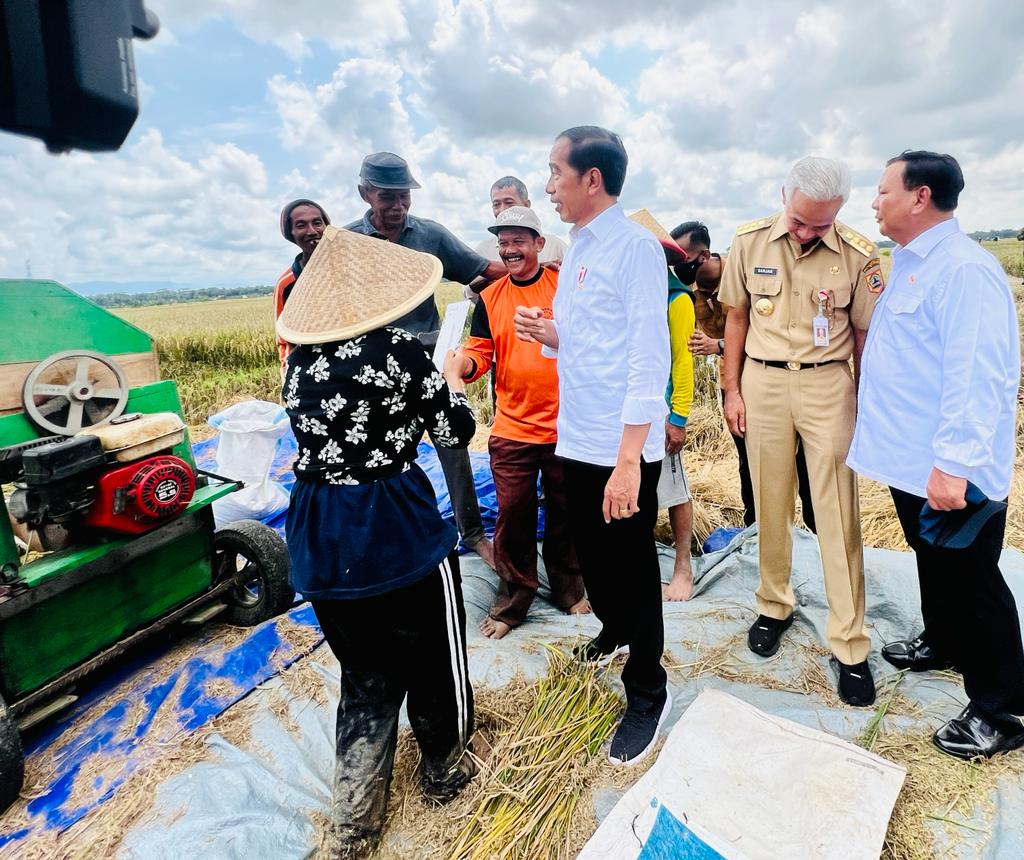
<box><xmin>881</xmin><ymin>636</ymin><xmax>956</xmax><ymax>672</ymax></box>
<box><xmin>747</xmin><ymin>614</ymin><xmax>793</xmax><ymax>657</ymax></box>
<box><xmin>831</xmin><ymin>657</ymin><xmax>876</xmax><ymax>706</ymax></box>
<box><xmin>933</xmin><ymin>705</ymin><xmax>1024</xmax><ymax>760</ymax></box>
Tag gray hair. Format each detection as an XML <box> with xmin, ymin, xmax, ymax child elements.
<box><xmin>490</xmin><ymin>175</ymin><xmax>529</xmax><ymax>202</ymax></box>
<box><xmin>784</xmin><ymin>156</ymin><xmax>851</xmax><ymax>203</ymax></box>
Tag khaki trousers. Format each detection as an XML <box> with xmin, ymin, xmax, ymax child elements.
<box><xmin>741</xmin><ymin>360</ymin><xmax>869</xmax><ymax>664</ymax></box>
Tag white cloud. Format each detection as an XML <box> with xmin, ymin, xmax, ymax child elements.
<box><xmin>2</xmin><ymin>0</ymin><xmax>1022</xmax><ymax>290</ymax></box>
<box><xmin>158</xmin><ymin>0</ymin><xmax>408</xmax><ymax>58</ymax></box>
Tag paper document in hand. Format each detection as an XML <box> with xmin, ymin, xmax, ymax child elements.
<box><xmin>433</xmin><ymin>299</ymin><xmax>471</xmax><ymax>370</ymax></box>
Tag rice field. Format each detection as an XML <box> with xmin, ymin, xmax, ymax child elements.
<box><xmin>115</xmin><ymin>258</ymin><xmax>1024</xmax><ymax>553</ymax></box>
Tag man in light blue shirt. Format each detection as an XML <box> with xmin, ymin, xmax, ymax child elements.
<box><xmin>514</xmin><ymin>125</ymin><xmax>672</xmax><ymax>767</ymax></box>
<box><xmin>848</xmin><ymin>150</ymin><xmax>1024</xmax><ymax>759</ymax></box>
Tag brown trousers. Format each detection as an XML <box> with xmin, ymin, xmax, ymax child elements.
<box><xmin>742</xmin><ymin>360</ymin><xmax>869</xmax><ymax>664</ymax></box>
<box><xmin>487</xmin><ymin>436</ymin><xmax>584</xmax><ymax>627</ymax></box>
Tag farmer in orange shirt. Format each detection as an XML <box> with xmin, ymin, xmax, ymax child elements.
<box><xmin>451</xmin><ymin>206</ymin><xmax>588</xmax><ymax>639</ymax></box>
<box><xmin>273</xmin><ymin>198</ymin><xmax>330</xmax><ymax>376</ymax></box>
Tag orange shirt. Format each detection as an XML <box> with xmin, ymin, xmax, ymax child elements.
<box><xmin>274</xmin><ymin>256</ymin><xmax>303</xmax><ymax>373</ymax></box>
<box><xmin>463</xmin><ymin>267</ymin><xmax>560</xmax><ymax>444</ymax></box>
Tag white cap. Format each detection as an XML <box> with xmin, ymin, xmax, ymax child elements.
<box><xmin>487</xmin><ymin>205</ymin><xmax>542</xmax><ymax>236</ymax></box>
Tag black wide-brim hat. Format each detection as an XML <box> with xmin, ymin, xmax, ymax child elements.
<box><xmin>359</xmin><ymin>151</ymin><xmax>422</xmax><ymax>190</ymax></box>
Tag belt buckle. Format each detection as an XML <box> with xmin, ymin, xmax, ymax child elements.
<box><xmin>785</xmin><ymin>361</ymin><xmax>801</xmax><ymax>371</ymax></box>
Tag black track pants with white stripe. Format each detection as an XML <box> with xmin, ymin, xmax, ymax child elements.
<box><xmin>311</xmin><ymin>551</ymin><xmax>474</xmax><ymax>838</ymax></box>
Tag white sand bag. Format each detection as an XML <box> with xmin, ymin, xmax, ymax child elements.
<box><xmin>208</xmin><ymin>400</ymin><xmax>290</xmax><ymax>528</ymax></box>
<box><xmin>581</xmin><ymin>689</ymin><xmax>906</xmax><ymax>860</ymax></box>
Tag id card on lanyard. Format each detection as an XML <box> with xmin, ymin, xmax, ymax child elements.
<box><xmin>813</xmin><ymin>289</ymin><xmax>830</xmax><ymax>347</ymax></box>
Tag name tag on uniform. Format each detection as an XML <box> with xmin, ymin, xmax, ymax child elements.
<box><xmin>813</xmin><ymin>314</ymin><xmax>830</xmax><ymax>347</ymax></box>
<box><xmin>753</xmin><ymin>266</ymin><xmax>777</xmax><ymax>276</ymax></box>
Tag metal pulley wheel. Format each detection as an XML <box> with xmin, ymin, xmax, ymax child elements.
<box><xmin>22</xmin><ymin>350</ymin><xmax>129</xmax><ymax>436</ymax></box>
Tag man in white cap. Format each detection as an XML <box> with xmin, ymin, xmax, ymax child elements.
<box><xmin>452</xmin><ymin>206</ymin><xmax>587</xmax><ymax>639</ymax></box>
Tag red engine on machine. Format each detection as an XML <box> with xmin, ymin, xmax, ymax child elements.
<box><xmin>6</xmin><ymin>411</ymin><xmax>197</xmax><ymax>544</ymax></box>
<box><xmin>80</xmin><ymin>455</ymin><xmax>195</xmax><ymax>535</ymax></box>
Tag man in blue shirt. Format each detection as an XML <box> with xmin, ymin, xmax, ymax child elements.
<box><xmin>849</xmin><ymin>150</ymin><xmax>1024</xmax><ymax>759</ymax></box>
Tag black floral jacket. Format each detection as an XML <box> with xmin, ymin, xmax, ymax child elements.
<box><xmin>283</xmin><ymin>327</ymin><xmax>475</xmax><ymax>484</ymax></box>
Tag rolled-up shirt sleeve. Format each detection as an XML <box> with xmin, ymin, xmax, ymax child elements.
<box><xmin>619</xmin><ymin>238</ymin><xmax>671</xmax><ymax>425</ymax></box>
<box><xmin>930</xmin><ymin>263</ymin><xmax>1010</xmax><ymax>476</ymax></box>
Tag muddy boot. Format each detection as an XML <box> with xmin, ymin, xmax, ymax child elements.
<box><xmin>421</xmin><ymin>746</ymin><xmax>477</xmax><ymax>805</ymax></box>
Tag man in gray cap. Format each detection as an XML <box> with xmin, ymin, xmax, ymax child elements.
<box><xmin>347</xmin><ymin>151</ymin><xmax>504</xmax><ymax>567</ymax></box>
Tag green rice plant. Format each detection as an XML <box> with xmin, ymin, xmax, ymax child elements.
<box><xmin>447</xmin><ymin>646</ymin><xmax>622</xmax><ymax>860</ymax></box>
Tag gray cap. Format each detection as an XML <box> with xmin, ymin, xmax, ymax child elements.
<box><xmin>359</xmin><ymin>152</ymin><xmax>421</xmax><ymax>190</ymax></box>
<box><xmin>487</xmin><ymin>205</ymin><xmax>542</xmax><ymax>236</ymax></box>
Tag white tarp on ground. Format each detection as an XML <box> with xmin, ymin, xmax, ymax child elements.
<box><xmin>118</xmin><ymin>528</ymin><xmax>1024</xmax><ymax>859</ymax></box>
<box><xmin>579</xmin><ymin>689</ymin><xmax>906</xmax><ymax>860</ymax></box>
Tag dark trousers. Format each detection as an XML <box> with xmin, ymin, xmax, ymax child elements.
<box><xmin>731</xmin><ymin>431</ymin><xmax>816</xmax><ymax>533</ymax></box>
<box><xmin>487</xmin><ymin>437</ymin><xmax>584</xmax><ymax>627</ymax></box>
<box><xmin>311</xmin><ymin>554</ymin><xmax>474</xmax><ymax>838</ymax></box>
<box><xmin>890</xmin><ymin>487</ymin><xmax>1024</xmax><ymax>726</ymax></box>
<box><xmin>436</xmin><ymin>445</ymin><xmax>485</xmax><ymax>547</ymax></box>
<box><xmin>563</xmin><ymin>457</ymin><xmax>667</xmax><ymax>713</ymax></box>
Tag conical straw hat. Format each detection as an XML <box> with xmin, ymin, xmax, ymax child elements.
<box><xmin>277</xmin><ymin>226</ymin><xmax>443</xmax><ymax>344</ymax></box>
<box><xmin>628</xmin><ymin>208</ymin><xmax>686</xmax><ymax>256</ymax></box>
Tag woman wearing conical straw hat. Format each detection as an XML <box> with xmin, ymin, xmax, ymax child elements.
<box><xmin>277</xmin><ymin>226</ymin><xmax>477</xmax><ymax>858</ymax></box>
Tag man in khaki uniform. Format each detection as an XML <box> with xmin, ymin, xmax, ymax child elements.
<box><xmin>719</xmin><ymin>156</ymin><xmax>885</xmax><ymax>706</ymax></box>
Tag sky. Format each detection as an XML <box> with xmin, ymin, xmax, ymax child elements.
<box><xmin>2</xmin><ymin>0</ymin><xmax>1022</xmax><ymax>289</ymax></box>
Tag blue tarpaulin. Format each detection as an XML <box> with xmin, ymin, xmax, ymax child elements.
<box><xmin>2</xmin><ymin>428</ymin><xmax>510</xmax><ymax>848</ymax></box>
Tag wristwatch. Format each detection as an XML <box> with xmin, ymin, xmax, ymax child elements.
<box><xmin>717</xmin><ymin>338</ymin><xmax>725</xmax><ymax>354</ymax></box>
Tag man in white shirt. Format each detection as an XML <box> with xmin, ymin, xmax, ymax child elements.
<box><xmin>473</xmin><ymin>176</ymin><xmax>568</xmax><ymax>265</ymax></box>
<box><xmin>849</xmin><ymin>150</ymin><xmax>1024</xmax><ymax>759</ymax></box>
<box><xmin>514</xmin><ymin>126</ymin><xmax>672</xmax><ymax>767</ymax></box>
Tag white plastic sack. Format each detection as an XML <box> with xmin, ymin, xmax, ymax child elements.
<box><xmin>581</xmin><ymin>689</ymin><xmax>906</xmax><ymax>860</ymax></box>
<box><xmin>208</xmin><ymin>400</ymin><xmax>291</xmax><ymax>528</ymax></box>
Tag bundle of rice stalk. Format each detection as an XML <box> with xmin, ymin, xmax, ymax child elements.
<box><xmin>446</xmin><ymin>647</ymin><xmax>622</xmax><ymax>860</ymax></box>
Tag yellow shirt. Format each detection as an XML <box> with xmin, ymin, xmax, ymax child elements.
<box><xmin>718</xmin><ymin>213</ymin><xmax>884</xmax><ymax>364</ymax></box>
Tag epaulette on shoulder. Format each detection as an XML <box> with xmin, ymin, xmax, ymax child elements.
<box><xmin>735</xmin><ymin>216</ymin><xmax>773</xmax><ymax>237</ymax></box>
<box><xmin>836</xmin><ymin>222</ymin><xmax>874</xmax><ymax>257</ymax></box>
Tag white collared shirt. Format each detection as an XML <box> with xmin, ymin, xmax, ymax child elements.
<box><xmin>544</xmin><ymin>203</ymin><xmax>670</xmax><ymax>466</ymax></box>
<box><xmin>847</xmin><ymin>218</ymin><xmax>1019</xmax><ymax>499</ymax></box>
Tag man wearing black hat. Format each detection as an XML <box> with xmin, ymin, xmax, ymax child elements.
<box><xmin>347</xmin><ymin>152</ymin><xmax>505</xmax><ymax>567</ymax></box>
<box><xmin>274</xmin><ymin>198</ymin><xmax>330</xmax><ymax>374</ymax></box>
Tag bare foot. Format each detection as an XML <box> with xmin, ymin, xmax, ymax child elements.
<box><xmin>479</xmin><ymin>616</ymin><xmax>513</xmax><ymax>639</ymax></box>
<box><xmin>662</xmin><ymin>571</ymin><xmax>694</xmax><ymax>601</ymax></box>
<box><xmin>567</xmin><ymin>597</ymin><xmax>592</xmax><ymax>615</ymax></box>
<box><xmin>473</xmin><ymin>538</ymin><xmax>496</xmax><ymax>570</ymax></box>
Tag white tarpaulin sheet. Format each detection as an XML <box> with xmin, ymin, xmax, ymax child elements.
<box><xmin>110</xmin><ymin>528</ymin><xmax>1024</xmax><ymax>859</ymax></box>
<box><xmin>580</xmin><ymin>688</ymin><xmax>906</xmax><ymax>860</ymax></box>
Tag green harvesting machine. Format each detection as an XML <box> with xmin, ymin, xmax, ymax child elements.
<box><xmin>0</xmin><ymin>280</ymin><xmax>294</xmax><ymax>809</ymax></box>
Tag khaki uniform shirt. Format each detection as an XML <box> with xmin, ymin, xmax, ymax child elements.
<box><xmin>718</xmin><ymin>213</ymin><xmax>884</xmax><ymax>363</ymax></box>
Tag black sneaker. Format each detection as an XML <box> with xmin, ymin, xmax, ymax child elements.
<box><xmin>831</xmin><ymin>657</ymin><xmax>876</xmax><ymax>707</ymax></box>
<box><xmin>573</xmin><ymin>632</ymin><xmax>629</xmax><ymax>668</ymax></box>
<box><xmin>608</xmin><ymin>690</ymin><xmax>673</xmax><ymax>766</ymax></box>
<box><xmin>747</xmin><ymin>614</ymin><xmax>793</xmax><ymax>657</ymax></box>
